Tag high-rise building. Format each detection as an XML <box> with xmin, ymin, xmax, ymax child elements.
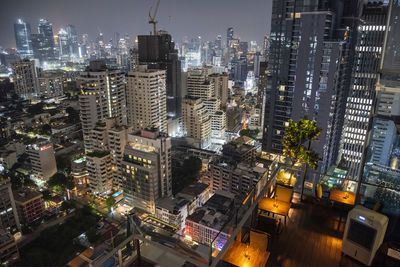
<box><xmin>338</xmin><ymin>1</ymin><xmax>390</xmax><ymax>183</ymax></box>
<box><xmin>182</xmin><ymin>96</ymin><xmax>212</xmax><ymax>149</ymax></box>
<box><xmin>368</xmin><ymin>79</ymin><xmax>400</xmax><ymax>166</ymax></box>
<box><xmin>13</xmin><ymin>19</ymin><xmax>33</xmax><ymax>58</ymax></box>
<box><xmin>209</xmin><ymin>72</ymin><xmax>229</xmax><ymax>106</ymax></box>
<box><xmin>121</xmin><ymin>129</ymin><xmax>172</xmax><ymax>214</ymax></box>
<box><xmin>0</xmin><ymin>178</ymin><xmax>20</xmax><ymax>234</ymax></box>
<box><xmin>79</xmin><ymin>60</ymin><xmax>127</xmax><ymax>151</ymax></box>
<box><xmin>226</xmin><ymin>27</ymin><xmax>234</xmax><ymax>48</ymax></box>
<box><xmin>66</xmin><ymin>25</ymin><xmax>79</xmax><ymax>58</ymax></box>
<box><xmin>11</xmin><ymin>59</ymin><xmax>38</xmax><ymax>98</ymax></box>
<box><xmin>89</xmin><ymin>118</ymin><xmax>131</xmax><ymax>189</ymax></box>
<box><xmin>186</xmin><ymin>66</ymin><xmax>214</xmax><ymax>100</ymax></box>
<box><xmin>36</xmin><ymin>19</ymin><xmax>55</xmax><ymax>62</ymax></box>
<box><xmin>262</xmin><ymin>0</ymin><xmax>361</xmax><ymax>175</ymax></box>
<box><xmin>27</xmin><ymin>141</ymin><xmax>57</xmax><ymax>181</ymax></box>
<box><xmin>138</xmin><ymin>32</ymin><xmax>182</xmax><ymax>118</ymax></box>
<box><xmin>58</xmin><ymin>29</ymin><xmax>70</xmax><ymax>60</ymax></box>
<box><xmin>126</xmin><ymin>65</ymin><xmax>167</xmax><ymax>133</ymax></box>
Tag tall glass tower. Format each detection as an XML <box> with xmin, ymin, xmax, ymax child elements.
<box><xmin>37</xmin><ymin>19</ymin><xmax>55</xmax><ymax>61</ymax></box>
<box><xmin>14</xmin><ymin>19</ymin><xmax>33</xmax><ymax>58</ymax></box>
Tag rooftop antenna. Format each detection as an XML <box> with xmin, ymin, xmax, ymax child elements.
<box><xmin>148</xmin><ymin>0</ymin><xmax>160</xmax><ymax>35</ymax></box>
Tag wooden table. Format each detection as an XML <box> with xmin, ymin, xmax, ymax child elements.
<box><xmin>221</xmin><ymin>240</ymin><xmax>270</xmax><ymax>267</ymax></box>
<box><xmin>329</xmin><ymin>189</ymin><xmax>356</xmax><ymax>206</ymax></box>
<box><xmin>258</xmin><ymin>197</ymin><xmax>291</xmax><ymax>225</ymax></box>
<box><xmin>329</xmin><ymin>189</ymin><xmax>356</xmax><ymax>231</ymax></box>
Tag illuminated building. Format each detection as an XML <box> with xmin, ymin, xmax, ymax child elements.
<box><xmin>11</xmin><ymin>59</ymin><xmax>38</xmax><ymax>99</ymax></box>
<box><xmin>126</xmin><ymin>65</ymin><xmax>167</xmax><ymax>133</ymax></box>
<box><xmin>226</xmin><ymin>27</ymin><xmax>234</xmax><ymax>48</ymax></box>
<box><xmin>205</xmin><ymin>159</ymin><xmax>266</xmax><ymax>198</ymax></box>
<box><xmin>138</xmin><ymin>32</ymin><xmax>182</xmax><ymax>119</ymax></box>
<box><xmin>176</xmin><ymin>182</ymin><xmax>210</xmax><ymax>215</ymax></box>
<box><xmin>186</xmin><ymin>66</ymin><xmax>214</xmax><ymax>100</ymax></box>
<box><xmin>32</xmin><ymin>19</ymin><xmax>55</xmax><ymax>63</ymax></box>
<box><xmin>89</xmin><ymin>118</ymin><xmax>131</xmax><ymax>189</ymax></box>
<box><xmin>78</xmin><ymin>60</ymin><xmax>127</xmax><ymax>151</ymax></box>
<box><xmin>262</xmin><ymin>0</ymin><xmax>362</xmax><ymax>175</ymax></box>
<box><xmin>66</xmin><ymin>25</ymin><xmax>79</xmax><ymax>58</ymax></box>
<box><xmin>185</xmin><ymin>190</ymin><xmax>234</xmax><ymax>246</ymax></box>
<box><xmin>0</xmin><ymin>179</ymin><xmax>20</xmax><ymax>234</ymax></box>
<box><xmin>27</xmin><ymin>141</ymin><xmax>57</xmax><ymax>181</ymax></box>
<box><xmin>155</xmin><ymin>197</ymin><xmax>189</xmax><ymax>232</ymax></box>
<box><xmin>57</xmin><ymin>28</ymin><xmax>69</xmax><ymax>60</ymax></box>
<box><xmin>13</xmin><ymin>188</ymin><xmax>45</xmax><ymax>225</ymax></box>
<box><xmin>71</xmin><ymin>157</ymin><xmax>89</xmax><ymax>191</ymax></box>
<box><xmin>86</xmin><ymin>150</ymin><xmax>113</xmax><ymax>196</ymax></box>
<box><xmin>182</xmin><ymin>96</ymin><xmax>212</xmax><ymax>149</ymax></box>
<box><xmin>37</xmin><ymin>70</ymin><xmax>64</xmax><ymax>98</ymax></box>
<box><xmin>209</xmin><ymin>72</ymin><xmax>229</xmax><ymax>106</ymax></box>
<box><xmin>37</xmin><ymin>19</ymin><xmax>55</xmax><ymax>61</ymax></box>
<box><xmin>338</xmin><ymin>1</ymin><xmax>390</xmax><ymax>182</ymax></box>
<box><xmin>121</xmin><ymin>129</ymin><xmax>172</xmax><ymax>214</ymax></box>
<box><xmin>13</xmin><ymin>19</ymin><xmax>33</xmax><ymax>58</ymax></box>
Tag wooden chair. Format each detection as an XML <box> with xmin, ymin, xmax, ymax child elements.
<box><xmin>275</xmin><ymin>184</ymin><xmax>294</xmax><ymax>203</ymax></box>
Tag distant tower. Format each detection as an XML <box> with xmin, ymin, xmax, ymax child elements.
<box><xmin>14</xmin><ymin>19</ymin><xmax>33</xmax><ymax>58</ymax></box>
<box><xmin>37</xmin><ymin>19</ymin><xmax>55</xmax><ymax>61</ymax></box>
<box><xmin>226</xmin><ymin>27</ymin><xmax>234</xmax><ymax>48</ymax></box>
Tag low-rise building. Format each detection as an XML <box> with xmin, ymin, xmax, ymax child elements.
<box><xmin>27</xmin><ymin>141</ymin><xmax>57</xmax><ymax>181</ymax></box>
<box><xmin>155</xmin><ymin>197</ymin><xmax>189</xmax><ymax>233</ymax></box>
<box><xmin>13</xmin><ymin>188</ymin><xmax>45</xmax><ymax>225</ymax></box>
<box><xmin>205</xmin><ymin>159</ymin><xmax>267</xmax><ymax>198</ymax></box>
<box><xmin>185</xmin><ymin>190</ymin><xmax>234</xmax><ymax>246</ymax></box>
<box><xmin>86</xmin><ymin>151</ymin><xmax>113</xmax><ymax>196</ymax></box>
<box><xmin>176</xmin><ymin>182</ymin><xmax>210</xmax><ymax>215</ymax></box>
<box><xmin>222</xmin><ymin>139</ymin><xmax>257</xmax><ymax>166</ymax></box>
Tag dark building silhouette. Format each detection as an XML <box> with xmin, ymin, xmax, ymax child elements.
<box><xmin>138</xmin><ymin>32</ymin><xmax>182</xmax><ymax>119</ymax></box>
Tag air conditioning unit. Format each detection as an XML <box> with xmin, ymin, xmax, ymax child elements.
<box><xmin>342</xmin><ymin>205</ymin><xmax>388</xmax><ymax>266</ymax></box>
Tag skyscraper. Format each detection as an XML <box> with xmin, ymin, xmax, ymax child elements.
<box><xmin>226</xmin><ymin>27</ymin><xmax>234</xmax><ymax>48</ymax></box>
<box><xmin>338</xmin><ymin>1</ymin><xmax>390</xmax><ymax>184</ymax></box>
<box><xmin>262</xmin><ymin>0</ymin><xmax>361</xmax><ymax>175</ymax></box>
<box><xmin>37</xmin><ymin>19</ymin><xmax>55</xmax><ymax>61</ymax></box>
<box><xmin>126</xmin><ymin>65</ymin><xmax>167</xmax><ymax>133</ymax></box>
<box><xmin>138</xmin><ymin>32</ymin><xmax>182</xmax><ymax>119</ymax></box>
<box><xmin>79</xmin><ymin>61</ymin><xmax>127</xmax><ymax>151</ymax></box>
<box><xmin>13</xmin><ymin>19</ymin><xmax>33</xmax><ymax>58</ymax></box>
<box><xmin>66</xmin><ymin>25</ymin><xmax>79</xmax><ymax>58</ymax></box>
<box><xmin>57</xmin><ymin>29</ymin><xmax>69</xmax><ymax>60</ymax></box>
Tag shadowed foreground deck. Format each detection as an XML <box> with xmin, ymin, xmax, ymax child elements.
<box><xmin>266</xmin><ymin>193</ymin><xmax>364</xmax><ymax>267</ymax></box>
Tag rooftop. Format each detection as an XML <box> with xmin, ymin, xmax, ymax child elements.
<box><xmin>177</xmin><ymin>182</ymin><xmax>209</xmax><ymax>198</ymax></box>
<box><xmin>86</xmin><ymin>150</ymin><xmax>110</xmax><ymax>158</ymax></box>
<box><xmin>156</xmin><ymin>197</ymin><xmax>190</xmax><ymax>214</ymax></box>
<box><xmin>187</xmin><ymin>190</ymin><xmax>235</xmax><ymax>229</ymax></box>
<box><xmin>13</xmin><ymin>188</ymin><xmax>42</xmax><ymax>203</ymax></box>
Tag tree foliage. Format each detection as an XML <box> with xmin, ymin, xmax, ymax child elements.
<box><xmin>281</xmin><ymin>119</ymin><xmax>321</xmax><ymax>169</ymax></box>
<box><xmin>239</xmin><ymin>129</ymin><xmax>259</xmax><ymax>139</ymax></box>
<box><xmin>47</xmin><ymin>173</ymin><xmax>74</xmax><ymax>194</ymax></box>
<box><xmin>172</xmin><ymin>156</ymin><xmax>202</xmax><ymax>195</ymax></box>
<box><xmin>105</xmin><ymin>196</ymin><xmax>116</xmax><ymax>211</ymax></box>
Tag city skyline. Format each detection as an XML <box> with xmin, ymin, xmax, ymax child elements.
<box><xmin>0</xmin><ymin>0</ymin><xmax>272</xmax><ymax>48</ymax></box>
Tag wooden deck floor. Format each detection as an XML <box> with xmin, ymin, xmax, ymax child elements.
<box><xmin>266</xmin><ymin>193</ymin><xmax>365</xmax><ymax>267</ymax></box>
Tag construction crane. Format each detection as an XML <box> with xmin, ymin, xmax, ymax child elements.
<box><xmin>148</xmin><ymin>0</ymin><xmax>160</xmax><ymax>35</ymax></box>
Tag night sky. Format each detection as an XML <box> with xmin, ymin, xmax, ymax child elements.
<box><xmin>0</xmin><ymin>0</ymin><xmax>272</xmax><ymax>48</ymax></box>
